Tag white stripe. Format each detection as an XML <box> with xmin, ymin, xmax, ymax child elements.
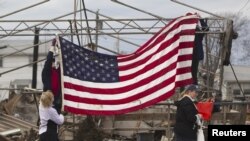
<box><xmin>64</xmin><ymin>82</ymin><xmax>176</xmax><ymax>111</ymax></box>
<box><xmin>118</xmin><ymin>24</ymin><xmax>196</xmax><ymax>66</ymax></box>
<box><xmin>176</xmin><ymin>72</ymin><xmax>192</xmax><ymax>82</ymax></box>
<box><xmin>136</xmin><ymin>15</ymin><xmax>198</xmax><ymax>54</ymax></box>
<box><xmin>118</xmin><ymin>15</ymin><xmax>198</xmax><ymax>59</ymax></box>
<box><xmin>119</xmin><ymin>35</ymin><xmax>194</xmax><ymax>76</ymax></box>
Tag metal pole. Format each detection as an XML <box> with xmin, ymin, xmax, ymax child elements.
<box><xmin>95</xmin><ymin>10</ymin><xmax>100</xmax><ymax>52</ymax></box>
<box><xmin>32</xmin><ymin>27</ymin><xmax>40</xmax><ymax>89</ymax></box>
<box><xmin>0</xmin><ymin>8</ymin><xmax>86</xmax><ymax>39</ymax></box>
<box><xmin>32</xmin><ymin>27</ymin><xmax>40</xmax><ymax>116</ymax></box>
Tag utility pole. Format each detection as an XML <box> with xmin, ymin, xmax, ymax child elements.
<box><xmin>32</xmin><ymin>27</ymin><xmax>40</xmax><ymax>112</ymax></box>
<box><xmin>95</xmin><ymin>10</ymin><xmax>102</xmax><ymax>52</ymax></box>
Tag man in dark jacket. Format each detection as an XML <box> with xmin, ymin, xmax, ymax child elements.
<box><xmin>174</xmin><ymin>84</ymin><xmax>202</xmax><ymax>141</ymax></box>
<box><xmin>41</xmin><ymin>40</ymin><xmax>62</xmax><ymax>141</ymax></box>
<box><xmin>41</xmin><ymin>40</ymin><xmax>61</xmax><ymax>113</ymax></box>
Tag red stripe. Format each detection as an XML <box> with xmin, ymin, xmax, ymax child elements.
<box><xmin>120</xmin><ymin>18</ymin><xmax>197</xmax><ymax>61</ymax></box>
<box><xmin>118</xmin><ymin>31</ymin><xmax>180</xmax><ymax>71</ymax></box>
<box><xmin>64</xmin><ymin>88</ymin><xmax>176</xmax><ymax>115</ymax></box>
<box><xmin>119</xmin><ymin>46</ymin><xmax>180</xmax><ymax>81</ymax></box>
<box><xmin>118</xmin><ymin>18</ymin><xmax>197</xmax><ymax>62</ymax></box>
<box><xmin>118</xmin><ymin>29</ymin><xmax>195</xmax><ymax>71</ymax></box>
<box><xmin>64</xmin><ymin>76</ymin><xmax>175</xmax><ymax>105</ymax></box>
<box><xmin>118</xmin><ymin>41</ymin><xmax>194</xmax><ymax>76</ymax></box>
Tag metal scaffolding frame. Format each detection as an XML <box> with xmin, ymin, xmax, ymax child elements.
<box><xmin>0</xmin><ymin>0</ymin><xmax>236</xmax><ymax>140</ymax></box>
<box><xmin>0</xmin><ymin>0</ymin><xmax>233</xmax><ymax>111</ymax></box>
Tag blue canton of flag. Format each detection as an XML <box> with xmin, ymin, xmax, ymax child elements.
<box><xmin>61</xmin><ymin>40</ymin><xmax>119</xmax><ymax>83</ymax></box>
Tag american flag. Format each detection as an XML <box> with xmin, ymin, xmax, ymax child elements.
<box><xmin>59</xmin><ymin>14</ymin><xmax>198</xmax><ymax>115</ymax></box>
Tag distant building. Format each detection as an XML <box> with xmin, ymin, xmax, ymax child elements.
<box><xmin>0</xmin><ymin>40</ymin><xmax>50</xmax><ymax>101</ymax></box>
<box><xmin>222</xmin><ymin>65</ymin><xmax>250</xmax><ymax>101</ymax></box>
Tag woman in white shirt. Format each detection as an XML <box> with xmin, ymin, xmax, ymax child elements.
<box><xmin>39</xmin><ymin>90</ymin><xmax>64</xmax><ymax>141</ymax></box>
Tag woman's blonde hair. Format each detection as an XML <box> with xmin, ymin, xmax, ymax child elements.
<box><xmin>40</xmin><ymin>91</ymin><xmax>54</xmax><ymax>108</ymax></box>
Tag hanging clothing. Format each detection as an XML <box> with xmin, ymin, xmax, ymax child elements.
<box><xmin>191</xmin><ymin>19</ymin><xmax>209</xmax><ymax>85</ymax></box>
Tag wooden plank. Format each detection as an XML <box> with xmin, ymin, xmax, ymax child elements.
<box><xmin>0</xmin><ymin>128</ymin><xmax>21</xmax><ymax>136</ymax></box>
<box><xmin>0</xmin><ymin>114</ymin><xmax>38</xmax><ymax>130</ymax></box>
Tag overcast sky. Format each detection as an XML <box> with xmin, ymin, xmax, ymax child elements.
<box><xmin>1</xmin><ymin>0</ymin><xmax>250</xmax><ymax>56</ymax></box>
<box><xmin>1</xmin><ymin>0</ymin><xmax>250</xmax><ymax>20</ymax></box>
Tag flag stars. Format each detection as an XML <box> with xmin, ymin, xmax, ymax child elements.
<box><xmin>66</xmin><ymin>71</ymin><xmax>69</xmax><ymax>75</ymax></box>
<box><xmin>101</xmin><ymin>69</ymin><xmax>105</xmax><ymax>73</ymax></box>
<box><xmin>102</xmin><ymin>77</ymin><xmax>106</xmax><ymax>81</ymax></box>
<box><xmin>74</xmin><ymin>73</ymin><xmax>77</xmax><ymax>77</ymax></box>
<box><xmin>69</xmin><ymin>60</ymin><xmax>72</xmax><ymax>64</ymax></box>
<box><xmin>77</xmin><ymin>71</ymin><xmax>81</xmax><ymax>75</ymax></box>
<box><xmin>81</xmin><ymin>60</ymin><xmax>84</xmax><ymax>65</ymax></box>
<box><xmin>81</xmin><ymin>68</ymin><xmax>85</xmax><ymax>72</ymax></box>
<box><xmin>61</xmin><ymin>38</ymin><xmax>119</xmax><ymax>82</ymax></box>
<box><xmin>85</xmin><ymin>64</ymin><xmax>90</xmax><ymax>69</ymax></box>
<box><xmin>90</xmin><ymin>61</ymin><xmax>94</xmax><ymax>66</ymax></box>
<box><xmin>69</xmin><ymin>68</ymin><xmax>73</xmax><ymax>72</ymax></box>
<box><xmin>86</xmin><ymin>72</ymin><xmax>90</xmax><ymax>76</ymax></box>
<box><xmin>96</xmin><ymin>73</ymin><xmax>100</xmax><ymax>77</ymax></box>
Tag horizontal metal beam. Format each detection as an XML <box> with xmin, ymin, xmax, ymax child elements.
<box><xmin>0</xmin><ymin>31</ymin><xmax>224</xmax><ymax>36</ymax></box>
<box><xmin>0</xmin><ymin>18</ymin><xmax>172</xmax><ymax>22</ymax></box>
